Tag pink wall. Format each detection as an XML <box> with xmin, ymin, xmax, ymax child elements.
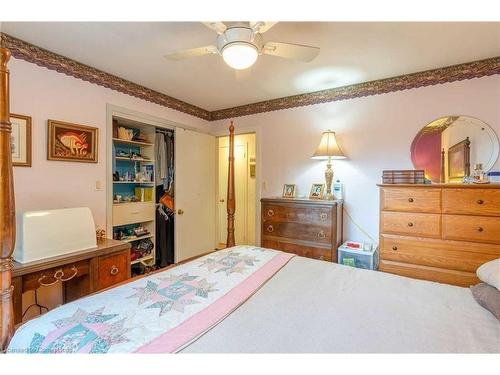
<box><xmin>9</xmin><ymin>56</ymin><xmax>500</xmax><ymax>244</ymax></box>
<box><xmin>212</xmin><ymin>75</ymin><xmax>500</xmax><ymax>244</ymax></box>
<box><xmin>10</xmin><ymin>58</ymin><xmax>209</xmax><ymax>229</ymax></box>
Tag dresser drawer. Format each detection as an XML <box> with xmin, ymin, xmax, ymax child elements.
<box><xmin>96</xmin><ymin>251</ymin><xmax>129</xmax><ymax>291</ymax></box>
<box><xmin>379</xmin><ymin>260</ymin><xmax>479</xmax><ymax>287</ymax></box>
<box><xmin>262</xmin><ymin>203</ymin><xmax>333</xmax><ymax>226</ymax></box>
<box><xmin>262</xmin><ymin>239</ymin><xmax>333</xmax><ymax>262</ymax></box>
<box><xmin>113</xmin><ymin>202</ymin><xmax>155</xmax><ymax>226</ymax></box>
<box><xmin>380</xmin><ymin>187</ymin><xmax>441</xmax><ymax>213</ymax></box>
<box><xmin>263</xmin><ymin>221</ymin><xmax>332</xmax><ymax>244</ymax></box>
<box><xmin>443</xmin><ymin>215</ymin><xmax>500</xmax><ymax>244</ymax></box>
<box><xmin>380</xmin><ymin>211</ymin><xmax>441</xmax><ymax>238</ymax></box>
<box><xmin>22</xmin><ymin>260</ymin><xmax>89</xmax><ymax>292</ymax></box>
<box><xmin>443</xmin><ymin>189</ymin><xmax>500</xmax><ymax>216</ymax></box>
<box><xmin>380</xmin><ymin>234</ymin><xmax>500</xmax><ymax>272</ymax></box>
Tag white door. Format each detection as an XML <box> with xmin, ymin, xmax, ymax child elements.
<box><xmin>175</xmin><ymin>128</ymin><xmax>216</xmax><ymax>262</ymax></box>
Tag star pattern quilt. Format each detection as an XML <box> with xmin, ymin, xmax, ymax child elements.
<box><xmin>8</xmin><ymin>246</ymin><xmax>294</xmax><ymax>353</ymax></box>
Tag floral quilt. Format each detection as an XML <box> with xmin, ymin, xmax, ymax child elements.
<box><xmin>7</xmin><ymin>246</ymin><xmax>294</xmax><ymax>353</ymax></box>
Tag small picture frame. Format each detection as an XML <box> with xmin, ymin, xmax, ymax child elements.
<box><xmin>10</xmin><ymin>114</ymin><xmax>32</xmax><ymax>167</ymax></box>
<box><xmin>47</xmin><ymin>120</ymin><xmax>98</xmax><ymax>163</ymax></box>
<box><xmin>309</xmin><ymin>183</ymin><xmax>325</xmax><ymax>199</ymax></box>
<box><xmin>282</xmin><ymin>184</ymin><xmax>296</xmax><ymax>198</ymax></box>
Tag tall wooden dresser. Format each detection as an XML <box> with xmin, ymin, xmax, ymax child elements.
<box><xmin>378</xmin><ymin>184</ymin><xmax>500</xmax><ymax>286</ymax></box>
<box><xmin>261</xmin><ymin>198</ymin><xmax>343</xmax><ymax>262</ymax></box>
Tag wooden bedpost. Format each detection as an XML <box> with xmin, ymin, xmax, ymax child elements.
<box><xmin>226</xmin><ymin>121</ymin><xmax>236</xmax><ymax>248</ymax></box>
<box><xmin>0</xmin><ymin>46</ymin><xmax>16</xmax><ymax>352</ymax></box>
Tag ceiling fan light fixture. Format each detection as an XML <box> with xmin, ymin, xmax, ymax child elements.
<box><xmin>222</xmin><ymin>42</ymin><xmax>258</xmax><ymax>70</ymax></box>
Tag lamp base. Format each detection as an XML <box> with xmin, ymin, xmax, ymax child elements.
<box><xmin>324</xmin><ymin>158</ymin><xmax>334</xmax><ymax>200</ymax></box>
<box><xmin>324</xmin><ymin>192</ymin><xmax>334</xmax><ymax>200</ymax></box>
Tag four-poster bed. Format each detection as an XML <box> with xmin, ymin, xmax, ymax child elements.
<box><xmin>1</xmin><ymin>44</ymin><xmax>498</xmax><ymax>353</ymax></box>
<box><xmin>0</xmin><ymin>46</ymin><xmax>16</xmax><ymax>352</ymax></box>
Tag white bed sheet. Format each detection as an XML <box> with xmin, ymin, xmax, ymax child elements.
<box><xmin>182</xmin><ymin>256</ymin><xmax>500</xmax><ymax>353</ymax></box>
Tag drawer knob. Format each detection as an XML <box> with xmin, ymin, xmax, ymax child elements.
<box><xmin>392</xmin><ymin>246</ymin><xmax>398</xmax><ymax>251</ymax></box>
<box><xmin>477</xmin><ymin>227</ymin><xmax>484</xmax><ymax>232</ymax></box>
<box><xmin>267</xmin><ymin>209</ymin><xmax>275</xmax><ymax>217</ymax></box>
<box><xmin>320</xmin><ymin>213</ymin><xmax>328</xmax><ymax>220</ymax></box>
<box><xmin>110</xmin><ymin>265</ymin><xmax>119</xmax><ymax>276</ymax></box>
<box><xmin>318</xmin><ymin>230</ymin><xmax>326</xmax><ymax>239</ymax></box>
<box><xmin>477</xmin><ymin>199</ymin><xmax>484</xmax><ymax>205</ymax></box>
<box><xmin>407</xmin><ymin>222</ymin><xmax>414</xmax><ymax>227</ymax></box>
<box><xmin>266</xmin><ymin>225</ymin><xmax>274</xmax><ymax>233</ymax></box>
<box><xmin>408</xmin><ymin>198</ymin><xmax>414</xmax><ymax>203</ymax></box>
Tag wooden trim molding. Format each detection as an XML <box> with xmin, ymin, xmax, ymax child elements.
<box><xmin>0</xmin><ymin>33</ymin><xmax>211</xmax><ymax>121</ymax></box>
<box><xmin>210</xmin><ymin>56</ymin><xmax>500</xmax><ymax>120</ymax></box>
<box><xmin>2</xmin><ymin>32</ymin><xmax>500</xmax><ymax>122</ymax></box>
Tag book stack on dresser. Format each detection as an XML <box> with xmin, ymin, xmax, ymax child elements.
<box><xmin>378</xmin><ymin>184</ymin><xmax>500</xmax><ymax>286</ymax></box>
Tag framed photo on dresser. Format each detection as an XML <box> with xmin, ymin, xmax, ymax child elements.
<box><xmin>282</xmin><ymin>184</ymin><xmax>296</xmax><ymax>198</ymax></box>
<box><xmin>10</xmin><ymin>114</ymin><xmax>32</xmax><ymax>167</ymax></box>
<box><xmin>309</xmin><ymin>183</ymin><xmax>325</xmax><ymax>199</ymax></box>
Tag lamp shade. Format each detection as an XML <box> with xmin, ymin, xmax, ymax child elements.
<box><xmin>312</xmin><ymin>131</ymin><xmax>346</xmax><ymax>160</ymax></box>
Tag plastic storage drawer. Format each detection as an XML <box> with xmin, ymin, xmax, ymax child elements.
<box><xmin>338</xmin><ymin>245</ymin><xmax>379</xmax><ymax>270</ymax></box>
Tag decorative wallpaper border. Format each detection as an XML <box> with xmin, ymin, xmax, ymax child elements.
<box><xmin>2</xmin><ymin>32</ymin><xmax>500</xmax><ymax>122</ymax></box>
<box><xmin>210</xmin><ymin>56</ymin><xmax>500</xmax><ymax>120</ymax></box>
<box><xmin>0</xmin><ymin>33</ymin><xmax>211</xmax><ymax>120</ymax></box>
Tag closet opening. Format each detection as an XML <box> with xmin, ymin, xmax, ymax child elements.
<box><xmin>216</xmin><ymin>132</ymin><xmax>257</xmax><ymax>248</ymax></box>
<box><xmin>110</xmin><ymin>116</ymin><xmax>175</xmax><ymax>278</ymax></box>
<box><xmin>154</xmin><ymin>127</ymin><xmax>175</xmax><ymax>268</ymax></box>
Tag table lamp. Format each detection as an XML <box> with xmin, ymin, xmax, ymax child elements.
<box><xmin>312</xmin><ymin>130</ymin><xmax>346</xmax><ymax>200</ymax></box>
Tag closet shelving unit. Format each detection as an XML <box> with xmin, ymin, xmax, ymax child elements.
<box><xmin>111</xmin><ymin>118</ymin><xmax>157</xmax><ymax>271</ymax></box>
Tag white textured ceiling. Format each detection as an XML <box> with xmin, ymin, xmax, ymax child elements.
<box><xmin>3</xmin><ymin>22</ymin><xmax>500</xmax><ymax>110</ymax></box>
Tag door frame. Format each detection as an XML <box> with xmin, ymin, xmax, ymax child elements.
<box><xmin>213</xmin><ymin>127</ymin><xmax>262</xmax><ymax>246</ymax></box>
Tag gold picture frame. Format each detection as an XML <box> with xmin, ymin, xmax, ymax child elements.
<box><xmin>47</xmin><ymin>120</ymin><xmax>98</xmax><ymax>163</ymax></box>
<box><xmin>309</xmin><ymin>183</ymin><xmax>325</xmax><ymax>199</ymax></box>
<box><xmin>282</xmin><ymin>184</ymin><xmax>296</xmax><ymax>198</ymax></box>
<box><xmin>10</xmin><ymin>114</ymin><xmax>32</xmax><ymax>167</ymax></box>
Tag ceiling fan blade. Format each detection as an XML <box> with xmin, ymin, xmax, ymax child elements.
<box><xmin>164</xmin><ymin>45</ymin><xmax>218</xmax><ymax>61</ymax></box>
<box><xmin>263</xmin><ymin>42</ymin><xmax>320</xmax><ymax>62</ymax></box>
<box><xmin>249</xmin><ymin>21</ymin><xmax>278</xmax><ymax>34</ymax></box>
<box><xmin>202</xmin><ymin>22</ymin><xmax>227</xmax><ymax>34</ymax></box>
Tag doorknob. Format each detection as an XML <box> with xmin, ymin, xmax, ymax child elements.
<box><xmin>219</xmin><ymin>199</ymin><xmax>225</xmax><ymax>203</ymax></box>
<box><xmin>177</xmin><ymin>209</ymin><xmax>184</xmax><ymax>215</ymax></box>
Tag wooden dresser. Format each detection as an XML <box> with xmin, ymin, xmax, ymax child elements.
<box><xmin>378</xmin><ymin>184</ymin><xmax>500</xmax><ymax>286</ymax></box>
<box><xmin>261</xmin><ymin>198</ymin><xmax>343</xmax><ymax>262</ymax></box>
<box><xmin>12</xmin><ymin>239</ymin><xmax>130</xmax><ymax>324</ymax></box>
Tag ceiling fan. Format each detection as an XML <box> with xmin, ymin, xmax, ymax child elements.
<box><xmin>164</xmin><ymin>22</ymin><xmax>320</xmax><ymax>70</ymax></box>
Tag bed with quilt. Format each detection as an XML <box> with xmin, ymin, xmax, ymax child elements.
<box><xmin>7</xmin><ymin>246</ymin><xmax>499</xmax><ymax>353</ymax></box>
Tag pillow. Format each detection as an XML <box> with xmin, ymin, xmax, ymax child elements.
<box><xmin>476</xmin><ymin>258</ymin><xmax>500</xmax><ymax>291</ymax></box>
<box><xmin>470</xmin><ymin>283</ymin><xmax>500</xmax><ymax>321</ymax></box>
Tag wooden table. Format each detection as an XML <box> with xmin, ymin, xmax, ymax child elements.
<box><xmin>12</xmin><ymin>238</ymin><xmax>130</xmax><ymax>324</ymax></box>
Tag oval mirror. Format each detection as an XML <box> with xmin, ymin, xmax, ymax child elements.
<box><xmin>411</xmin><ymin>116</ymin><xmax>499</xmax><ymax>183</ymax></box>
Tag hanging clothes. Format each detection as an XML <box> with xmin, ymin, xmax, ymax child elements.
<box><xmin>155</xmin><ymin>133</ymin><xmax>167</xmax><ymax>186</ymax></box>
<box><xmin>155</xmin><ymin>128</ymin><xmax>175</xmax><ymax>267</ymax></box>
<box><xmin>156</xmin><ymin>186</ymin><xmax>175</xmax><ymax>266</ymax></box>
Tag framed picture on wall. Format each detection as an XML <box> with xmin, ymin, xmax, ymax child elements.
<box><xmin>309</xmin><ymin>183</ymin><xmax>325</xmax><ymax>199</ymax></box>
<box><xmin>10</xmin><ymin>114</ymin><xmax>32</xmax><ymax>167</ymax></box>
<box><xmin>47</xmin><ymin>120</ymin><xmax>98</xmax><ymax>163</ymax></box>
<box><xmin>282</xmin><ymin>184</ymin><xmax>296</xmax><ymax>198</ymax></box>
